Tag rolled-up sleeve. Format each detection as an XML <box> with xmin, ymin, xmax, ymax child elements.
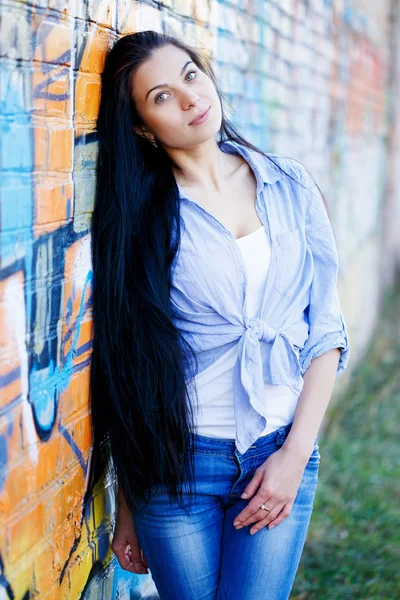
<box><xmin>297</xmin><ymin>164</ymin><xmax>350</xmax><ymax>376</ymax></box>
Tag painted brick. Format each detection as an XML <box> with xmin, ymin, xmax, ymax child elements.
<box><xmin>7</xmin><ymin>500</ymin><xmax>46</xmax><ymax>563</ymax></box>
<box><xmin>194</xmin><ymin>0</ymin><xmax>210</xmax><ymax>22</ymax></box>
<box><xmin>87</xmin><ymin>0</ymin><xmax>116</xmax><ymax>29</ymax></box>
<box><xmin>0</xmin><ymin>4</ymin><xmax>31</xmax><ymax>61</ymax></box>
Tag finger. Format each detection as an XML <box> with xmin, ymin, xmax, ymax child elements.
<box><xmin>267</xmin><ymin>500</ymin><xmax>294</xmax><ymax>530</ymax></box>
<box><xmin>236</xmin><ymin>499</ymin><xmax>279</xmax><ymax>529</ymax></box>
<box><xmin>113</xmin><ymin>541</ymin><xmax>148</xmax><ymax>574</ymax></box>
<box><xmin>131</xmin><ymin>546</ymin><xmax>149</xmax><ymax>574</ymax></box>
<box><xmin>263</xmin><ymin>500</ymin><xmax>288</xmax><ymax>527</ymax></box>
<box><xmin>127</xmin><ymin>544</ymin><xmax>149</xmax><ymax>573</ymax></box>
<box><xmin>248</xmin><ymin>501</ymin><xmax>286</xmax><ymax>533</ymax></box>
<box><xmin>258</xmin><ymin>500</ymin><xmax>286</xmax><ymax>528</ymax></box>
<box><xmin>239</xmin><ymin>470</ymin><xmax>264</xmax><ymax>502</ymax></box>
<box><xmin>234</xmin><ymin>491</ymin><xmax>274</xmax><ymax>527</ymax></box>
<box><xmin>249</xmin><ymin>513</ymin><xmax>275</xmax><ymax>534</ymax></box>
<box><xmin>113</xmin><ymin>546</ymin><xmax>136</xmax><ymax>572</ymax></box>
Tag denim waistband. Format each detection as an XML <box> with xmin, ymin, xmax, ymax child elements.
<box><xmin>188</xmin><ymin>423</ymin><xmax>293</xmax><ymax>457</ymax></box>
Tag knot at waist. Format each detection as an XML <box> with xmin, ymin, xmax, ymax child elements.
<box><xmin>247</xmin><ymin>317</ymin><xmax>276</xmax><ymax>343</ymax></box>
<box><xmin>236</xmin><ymin>317</ymin><xmax>304</xmax><ymax>427</ymax></box>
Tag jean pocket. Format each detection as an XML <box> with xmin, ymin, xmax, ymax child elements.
<box><xmin>274</xmin><ymin>227</ymin><xmax>305</xmax><ymax>298</ymax></box>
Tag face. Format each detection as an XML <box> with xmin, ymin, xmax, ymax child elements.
<box><xmin>131</xmin><ymin>44</ymin><xmax>222</xmax><ymax>149</ymax></box>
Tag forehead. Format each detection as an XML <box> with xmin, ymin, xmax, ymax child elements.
<box><xmin>133</xmin><ymin>45</ymin><xmax>192</xmax><ymax>92</ymax></box>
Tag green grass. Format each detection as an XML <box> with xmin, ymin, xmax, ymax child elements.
<box><xmin>291</xmin><ymin>274</ymin><xmax>400</xmax><ymax>600</ymax></box>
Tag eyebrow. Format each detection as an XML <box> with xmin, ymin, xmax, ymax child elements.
<box><xmin>145</xmin><ymin>61</ymin><xmax>194</xmax><ymax>101</ymax></box>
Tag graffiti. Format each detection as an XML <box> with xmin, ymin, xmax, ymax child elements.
<box><xmin>0</xmin><ymin>0</ymin><xmax>159</xmax><ymax>597</ymax></box>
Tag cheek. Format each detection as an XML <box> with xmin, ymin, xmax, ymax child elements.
<box><xmin>157</xmin><ymin>111</ymin><xmax>183</xmax><ymax>134</ymax></box>
<box><xmin>147</xmin><ymin>108</ymin><xmax>180</xmax><ymax>132</ymax></box>
<box><xmin>150</xmin><ymin>111</ymin><xmax>186</xmax><ymax>144</ymax></box>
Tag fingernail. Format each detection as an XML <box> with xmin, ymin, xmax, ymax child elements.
<box><xmin>233</xmin><ymin>521</ymin><xmax>241</xmax><ymax>526</ymax></box>
<box><xmin>241</xmin><ymin>492</ymin><xmax>248</xmax><ymax>499</ymax></box>
<box><xmin>134</xmin><ymin>563</ymin><xmax>143</xmax><ymax>570</ymax></box>
<box><xmin>269</xmin><ymin>525</ymin><xmax>275</xmax><ymax>530</ymax></box>
<box><xmin>250</xmin><ymin>530</ymin><xmax>256</xmax><ymax>535</ymax></box>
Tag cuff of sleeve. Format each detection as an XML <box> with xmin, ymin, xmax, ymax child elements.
<box><xmin>299</xmin><ymin>312</ymin><xmax>350</xmax><ymax>376</ymax></box>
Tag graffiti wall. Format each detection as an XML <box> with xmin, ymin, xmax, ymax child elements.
<box><xmin>0</xmin><ymin>0</ymin><xmax>399</xmax><ymax>597</ymax></box>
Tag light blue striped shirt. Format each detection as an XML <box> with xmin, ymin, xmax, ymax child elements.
<box><xmin>171</xmin><ymin>139</ymin><xmax>350</xmax><ymax>454</ymax></box>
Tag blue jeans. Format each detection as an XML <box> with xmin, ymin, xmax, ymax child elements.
<box><xmin>132</xmin><ymin>423</ymin><xmax>320</xmax><ymax>600</ymax></box>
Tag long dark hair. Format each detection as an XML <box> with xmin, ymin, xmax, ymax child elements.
<box><xmin>86</xmin><ymin>30</ymin><xmax>328</xmax><ymax>517</ymax></box>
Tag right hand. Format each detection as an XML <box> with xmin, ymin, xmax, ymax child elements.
<box><xmin>111</xmin><ymin>502</ymin><xmax>149</xmax><ymax>575</ymax></box>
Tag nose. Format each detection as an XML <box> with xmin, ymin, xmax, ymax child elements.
<box><xmin>180</xmin><ymin>89</ymin><xmax>200</xmax><ymax>108</ymax></box>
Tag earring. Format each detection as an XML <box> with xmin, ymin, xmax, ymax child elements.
<box><xmin>145</xmin><ymin>135</ymin><xmax>158</xmax><ymax>148</ymax></box>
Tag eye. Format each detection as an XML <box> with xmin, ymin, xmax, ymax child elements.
<box><xmin>185</xmin><ymin>70</ymin><xmax>197</xmax><ymax>82</ymax></box>
<box><xmin>154</xmin><ymin>70</ymin><xmax>198</xmax><ymax>104</ymax></box>
<box><xmin>155</xmin><ymin>92</ymin><xmax>168</xmax><ymax>104</ymax></box>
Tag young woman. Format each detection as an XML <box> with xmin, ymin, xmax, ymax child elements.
<box><xmin>87</xmin><ymin>30</ymin><xmax>350</xmax><ymax>600</ymax></box>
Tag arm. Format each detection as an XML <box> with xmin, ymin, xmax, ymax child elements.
<box><xmin>232</xmin><ymin>348</ymin><xmax>343</xmax><ymax>532</ymax></box>
<box><xmin>283</xmin><ymin>163</ymin><xmax>350</xmax><ymax>459</ymax></box>
<box><xmin>282</xmin><ymin>347</ymin><xmax>341</xmax><ymax>460</ymax></box>
<box><xmin>231</xmin><ymin>165</ymin><xmax>350</xmax><ymax>533</ymax></box>
<box><xmin>112</xmin><ymin>482</ymin><xmax>149</xmax><ymax>574</ymax></box>
<box><xmin>117</xmin><ymin>482</ymin><xmax>131</xmax><ymax>516</ymax></box>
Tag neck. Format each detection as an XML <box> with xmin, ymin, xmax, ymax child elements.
<box><xmin>169</xmin><ymin>139</ymin><xmax>241</xmax><ymax>193</ymax></box>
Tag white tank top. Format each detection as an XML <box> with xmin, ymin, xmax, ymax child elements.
<box><xmin>191</xmin><ymin>225</ymin><xmax>299</xmax><ymax>439</ymax></box>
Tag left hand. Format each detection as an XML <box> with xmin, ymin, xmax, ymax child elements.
<box><xmin>232</xmin><ymin>445</ymin><xmax>310</xmax><ymax>534</ymax></box>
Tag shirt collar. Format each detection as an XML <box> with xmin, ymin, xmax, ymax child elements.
<box><xmin>219</xmin><ymin>140</ymin><xmax>283</xmax><ymax>190</ymax></box>
<box><xmin>176</xmin><ymin>139</ymin><xmax>283</xmax><ymax>201</ymax></box>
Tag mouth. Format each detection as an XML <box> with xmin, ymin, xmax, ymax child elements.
<box><xmin>189</xmin><ymin>105</ymin><xmax>211</xmax><ymax>126</ymax></box>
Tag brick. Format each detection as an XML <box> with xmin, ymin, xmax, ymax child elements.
<box><xmin>32</xmin><ymin>540</ymin><xmax>55</xmax><ymax>596</ymax></box>
<box><xmin>0</xmin><ymin>450</ymin><xmax>36</xmax><ymax>513</ymax></box>
<box><xmin>87</xmin><ymin>0</ymin><xmax>116</xmax><ymax>29</ymax></box>
<box><xmin>67</xmin><ymin>549</ymin><xmax>97</xmax><ymax>599</ymax></box>
<box><xmin>44</xmin><ymin>466</ymin><xmax>85</xmax><ymax>532</ymax></box>
<box><xmin>74</xmin><ymin>73</ymin><xmax>102</xmax><ymax>124</ymax></box>
<box><xmin>7</xmin><ymin>500</ymin><xmax>46</xmax><ymax>563</ymax></box>
<box><xmin>58</xmin><ymin>369</ymin><xmax>91</xmax><ymax>423</ymax></box>
<box><xmin>33</xmin><ymin>18</ymin><xmax>73</xmax><ymax>66</ymax></box>
<box><xmin>34</xmin><ymin>174</ymin><xmax>73</xmax><ymax>231</ymax></box>
<box><xmin>0</xmin><ymin>4</ymin><xmax>31</xmax><ymax>60</ymax></box>
<box><xmin>48</xmin><ymin>127</ymin><xmax>73</xmax><ymax>172</ymax></box>
<box><xmin>52</xmin><ymin>517</ymin><xmax>84</xmax><ymax>576</ymax></box>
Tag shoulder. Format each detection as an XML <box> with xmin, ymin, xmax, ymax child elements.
<box><xmin>263</xmin><ymin>153</ymin><xmax>321</xmax><ymax>221</ymax></box>
<box><xmin>260</xmin><ymin>153</ymin><xmax>325</xmax><ymax>233</ymax></box>
<box><xmin>264</xmin><ymin>153</ymin><xmax>315</xmax><ymax>190</ymax></box>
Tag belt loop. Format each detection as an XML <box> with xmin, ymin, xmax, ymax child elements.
<box><xmin>274</xmin><ymin>424</ymin><xmax>289</xmax><ymax>446</ymax></box>
<box><xmin>274</xmin><ymin>426</ymin><xmax>282</xmax><ymax>446</ymax></box>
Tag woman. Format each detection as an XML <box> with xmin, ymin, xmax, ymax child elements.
<box><xmin>87</xmin><ymin>30</ymin><xmax>350</xmax><ymax>600</ymax></box>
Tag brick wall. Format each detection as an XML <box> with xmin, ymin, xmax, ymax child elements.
<box><xmin>0</xmin><ymin>0</ymin><xmax>399</xmax><ymax>597</ymax></box>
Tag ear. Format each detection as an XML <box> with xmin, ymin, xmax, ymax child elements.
<box><xmin>133</xmin><ymin>125</ymin><xmax>145</xmax><ymax>137</ymax></box>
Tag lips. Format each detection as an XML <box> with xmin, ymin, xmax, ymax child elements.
<box><xmin>189</xmin><ymin>106</ymin><xmax>211</xmax><ymax>125</ymax></box>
